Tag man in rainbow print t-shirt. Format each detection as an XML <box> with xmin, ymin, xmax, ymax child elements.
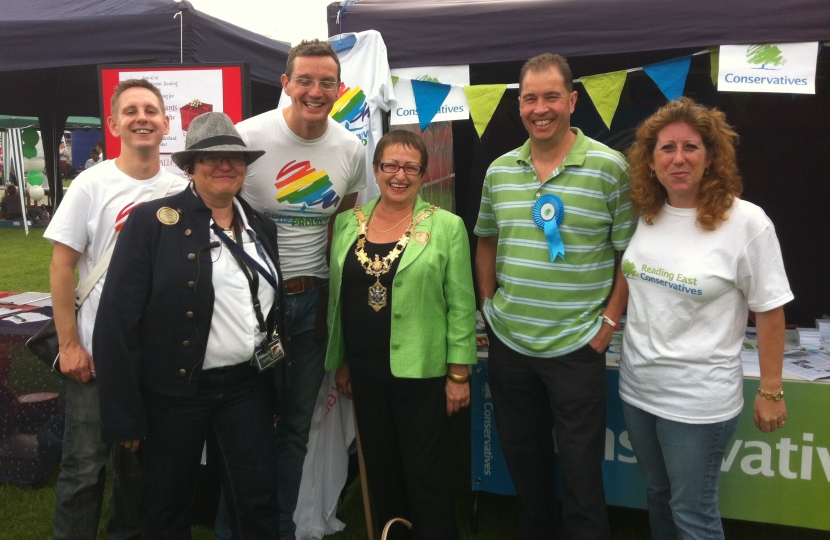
<box><xmin>236</xmin><ymin>39</ymin><xmax>366</xmax><ymax>540</ymax></box>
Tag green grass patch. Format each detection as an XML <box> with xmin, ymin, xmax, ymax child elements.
<box><xmin>0</xmin><ymin>228</ymin><xmax>53</xmax><ymax>292</ymax></box>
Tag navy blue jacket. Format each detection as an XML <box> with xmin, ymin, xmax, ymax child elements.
<box><xmin>93</xmin><ymin>187</ymin><xmax>284</xmax><ymax>443</ymax></box>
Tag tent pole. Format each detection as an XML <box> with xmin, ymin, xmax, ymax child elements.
<box><xmin>9</xmin><ymin>128</ymin><xmax>29</xmax><ymax>235</ymax></box>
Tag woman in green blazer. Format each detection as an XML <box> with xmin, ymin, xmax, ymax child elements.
<box><xmin>325</xmin><ymin>130</ymin><xmax>476</xmax><ymax>540</ymax></box>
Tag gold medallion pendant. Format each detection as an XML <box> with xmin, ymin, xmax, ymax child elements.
<box><xmin>368</xmin><ymin>279</ymin><xmax>388</xmax><ymax>312</ymax></box>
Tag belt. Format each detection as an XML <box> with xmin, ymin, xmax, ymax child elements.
<box><xmin>284</xmin><ymin>275</ymin><xmax>321</xmax><ymax>296</ymax></box>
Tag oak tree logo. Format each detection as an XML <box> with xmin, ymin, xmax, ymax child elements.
<box><xmin>622</xmin><ymin>259</ymin><xmax>637</xmax><ymax>278</ymax></box>
<box><xmin>746</xmin><ymin>45</ymin><xmax>787</xmax><ymax>70</ymax></box>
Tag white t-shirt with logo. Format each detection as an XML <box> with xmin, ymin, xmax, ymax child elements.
<box><xmin>277</xmin><ymin>30</ymin><xmax>395</xmax><ymax>205</ymax></box>
<box><xmin>236</xmin><ymin>111</ymin><xmax>366</xmax><ymax>279</ymax></box>
<box><xmin>619</xmin><ymin>198</ymin><xmax>793</xmax><ymax>423</ymax></box>
<box><xmin>44</xmin><ymin>160</ymin><xmax>187</xmax><ymax>355</ymax></box>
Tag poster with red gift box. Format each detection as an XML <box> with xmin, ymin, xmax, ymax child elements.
<box><xmin>98</xmin><ymin>63</ymin><xmax>249</xmax><ymax>176</ymax></box>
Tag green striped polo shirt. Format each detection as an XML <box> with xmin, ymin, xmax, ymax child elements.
<box><xmin>475</xmin><ymin>128</ymin><xmax>637</xmax><ymax>358</ymax></box>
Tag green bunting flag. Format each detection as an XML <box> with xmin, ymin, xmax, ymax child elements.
<box><xmin>580</xmin><ymin>70</ymin><xmax>627</xmax><ymax>129</ymax></box>
<box><xmin>463</xmin><ymin>84</ymin><xmax>507</xmax><ymax>138</ymax></box>
<box><xmin>710</xmin><ymin>47</ymin><xmax>719</xmax><ymax>88</ymax></box>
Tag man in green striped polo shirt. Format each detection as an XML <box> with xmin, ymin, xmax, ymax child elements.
<box><xmin>475</xmin><ymin>53</ymin><xmax>636</xmax><ymax>540</ymax></box>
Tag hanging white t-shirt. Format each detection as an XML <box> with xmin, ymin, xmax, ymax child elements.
<box><xmin>619</xmin><ymin>198</ymin><xmax>793</xmax><ymax>424</ymax></box>
<box><xmin>236</xmin><ymin>111</ymin><xmax>366</xmax><ymax>280</ymax></box>
<box><xmin>44</xmin><ymin>160</ymin><xmax>187</xmax><ymax>356</ymax></box>
<box><xmin>277</xmin><ymin>30</ymin><xmax>395</xmax><ymax>205</ymax></box>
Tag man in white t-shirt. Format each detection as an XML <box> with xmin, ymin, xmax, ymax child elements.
<box><xmin>45</xmin><ymin>79</ymin><xmax>187</xmax><ymax>540</ymax></box>
<box><xmin>84</xmin><ymin>147</ymin><xmax>102</xmax><ymax>170</ymax></box>
<box><xmin>236</xmin><ymin>39</ymin><xmax>366</xmax><ymax>540</ymax></box>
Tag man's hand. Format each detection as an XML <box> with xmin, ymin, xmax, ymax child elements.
<box><xmin>60</xmin><ymin>342</ymin><xmax>96</xmax><ymax>382</ymax></box>
<box><xmin>589</xmin><ymin>322</ymin><xmax>615</xmax><ymax>353</ymax></box>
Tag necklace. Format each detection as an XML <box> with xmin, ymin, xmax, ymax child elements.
<box><xmin>354</xmin><ymin>205</ymin><xmax>437</xmax><ymax>311</ymax></box>
<box><xmin>370</xmin><ymin>211</ymin><xmax>413</xmax><ymax>234</ymax></box>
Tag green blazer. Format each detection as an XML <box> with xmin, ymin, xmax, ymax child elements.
<box><xmin>325</xmin><ymin>195</ymin><xmax>477</xmax><ymax>378</ymax></box>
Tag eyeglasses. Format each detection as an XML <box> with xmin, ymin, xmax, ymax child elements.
<box><xmin>379</xmin><ymin>162</ymin><xmax>424</xmax><ymax>176</ymax></box>
<box><xmin>292</xmin><ymin>78</ymin><xmax>339</xmax><ymax>91</ymax></box>
<box><xmin>196</xmin><ymin>155</ymin><xmax>247</xmax><ymax>167</ymax></box>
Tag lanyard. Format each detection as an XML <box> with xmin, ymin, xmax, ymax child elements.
<box><xmin>211</xmin><ymin>220</ymin><xmax>275</xmax><ymax>340</ymax></box>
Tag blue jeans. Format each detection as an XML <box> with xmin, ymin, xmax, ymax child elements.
<box><xmin>142</xmin><ymin>363</ymin><xmax>278</xmax><ymax>540</ymax></box>
<box><xmin>275</xmin><ymin>285</ymin><xmax>328</xmax><ymax>540</ymax></box>
<box><xmin>621</xmin><ymin>401</ymin><xmax>740</xmax><ymax>540</ymax></box>
<box><xmin>53</xmin><ymin>379</ymin><xmax>142</xmax><ymax>540</ymax></box>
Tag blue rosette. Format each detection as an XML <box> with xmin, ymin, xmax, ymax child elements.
<box><xmin>532</xmin><ymin>194</ymin><xmax>565</xmax><ymax>262</ymax></box>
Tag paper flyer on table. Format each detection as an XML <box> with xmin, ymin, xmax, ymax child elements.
<box><xmin>782</xmin><ymin>349</ymin><xmax>830</xmax><ymax>381</ymax></box>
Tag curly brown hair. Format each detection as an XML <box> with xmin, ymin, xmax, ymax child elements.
<box><xmin>627</xmin><ymin>98</ymin><xmax>742</xmax><ymax>230</ymax></box>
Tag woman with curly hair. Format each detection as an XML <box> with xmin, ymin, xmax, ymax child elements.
<box><xmin>620</xmin><ymin>98</ymin><xmax>793</xmax><ymax>540</ymax></box>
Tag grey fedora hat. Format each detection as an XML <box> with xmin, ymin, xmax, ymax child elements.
<box><xmin>171</xmin><ymin>112</ymin><xmax>265</xmax><ymax>170</ymax></box>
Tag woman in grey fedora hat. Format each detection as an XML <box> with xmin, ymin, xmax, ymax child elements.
<box><xmin>93</xmin><ymin>112</ymin><xmax>284</xmax><ymax>539</ymax></box>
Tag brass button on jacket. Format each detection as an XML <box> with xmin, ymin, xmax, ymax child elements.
<box><xmin>182</xmin><ymin>340</ymin><xmax>191</xmax><ymax>347</ymax></box>
<box><xmin>186</xmin><ymin>311</ymin><xmax>194</xmax><ymax>319</ymax></box>
<box><xmin>187</xmin><ymin>281</ymin><xmax>196</xmax><ymax>288</ymax></box>
<box><xmin>178</xmin><ymin>369</ymin><xmax>187</xmax><ymax>377</ymax></box>
<box><xmin>188</xmin><ymin>253</ymin><xmax>196</xmax><ymax>261</ymax></box>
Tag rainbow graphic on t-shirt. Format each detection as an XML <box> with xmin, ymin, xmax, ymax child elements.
<box><xmin>114</xmin><ymin>201</ymin><xmax>142</xmax><ymax>232</ymax></box>
<box><xmin>330</xmin><ymin>83</ymin><xmax>369</xmax><ymax>131</ymax></box>
<box><xmin>275</xmin><ymin>160</ymin><xmax>341</xmax><ymax>210</ymax></box>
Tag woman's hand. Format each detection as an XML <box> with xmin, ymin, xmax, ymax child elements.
<box><xmin>335</xmin><ymin>364</ymin><xmax>353</xmax><ymax>400</ymax></box>
<box><xmin>754</xmin><ymin>394</ymin><xmax>787</xmax><ymax>433</ymax></box>
<box><xmin>121</xmin><ymin>440</ymin><xmax>141</xmax><ymax>452</ymax></box>
<box><xmin>446</xmin><ymin>364</ymin><xmax>471</xmax><ymax>416</ymax></box>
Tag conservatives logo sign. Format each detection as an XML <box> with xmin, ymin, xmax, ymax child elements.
<box><xmin>718</xmin><ymin>42</ymin><xmax>818</xmax><ymax>94</ymax></box>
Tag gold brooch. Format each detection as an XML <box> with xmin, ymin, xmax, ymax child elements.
<box><xmin>412</xmin><ymin>230</ymin><xmax>430</xmax><ymax>245</ymax></box>
<box><xmin>156</xmin><ymin>207</ymin><xmax>180</xmax><ymax>225</ymax></box>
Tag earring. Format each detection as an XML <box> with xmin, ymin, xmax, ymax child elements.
<box><xmin>650</xmin><ymin>170</ymin><xmax>655</xmax><ymax>179</ymax></box>
<box><xmin>704</xmin><ymin>167</ymin><xmax>710</xmax><ymax>176</ymax></box>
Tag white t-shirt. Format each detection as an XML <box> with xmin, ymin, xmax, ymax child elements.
<box><xmin>277</xmin><ymin>30</ymin><xmax>395</xmax><ymax>205</ymax></box>
<box><xmin>203</xmin><ymin>197</ymin><xmax>277</xmax><ymax>369</ymax></box>
<box><xmin>44</xmin><ymin>159</ymin><xmax>187</xmax><ymax>356</ymax></box>
<box><xmin>236</xmin><ymin>111</ymin><xmax>366</xmax><ymax>279</ymax></box>
<box><xmin>619</xmin><ymin>198</ymin><xmax>793</xmax><ymax>423</ymax></box>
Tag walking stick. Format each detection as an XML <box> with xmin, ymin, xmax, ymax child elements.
<box><xmin>353</xmin><ymin>406</ymin><xmax>375</xmax><ymax>540</ymax></box>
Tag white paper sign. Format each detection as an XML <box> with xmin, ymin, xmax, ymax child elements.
<box><xmin>390</xmin><ymin>65</ymin><xmax>470</xmax><ymax>126</ymax></box>
<box><xmin>717</xmin><ymin>43</ymin><xmax>818</xmax><ymax>94</ymax></box>
<box><xmin>120</xmin><ymin>70</ymin><xmax>225</xmax><ymax>153</ymax></box>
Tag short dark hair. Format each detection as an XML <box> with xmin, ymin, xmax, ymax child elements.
<box><xmin>285</xmin><ymin>39</ymin><xmax>341</xmax><ymax>82</ymax></box>
<box><xmin>519</xmin><ymin>53</ymin><xmax>574</xmax><ymax>93</ymax></box>
<box><xmin>6</xmin><ymin>184</ymin><xmax>17</xmax><ymax>196</ymax></box>
<box><xmin>111</xmin><ymin>79</ymin><xmax>165</xmax><ymax>114</ymax></box>
<box><xmin>373</xmin><ymin>130</ymin><xmax>429</xmax><ymax>171</ymax></box>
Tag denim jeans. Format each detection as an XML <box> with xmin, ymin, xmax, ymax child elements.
<box><xmin>142</xmin><ymin>363</ymin><xmax>278</xmax><ymax>540</ymax></box>
<box><xmin>621</xmin><ymin>401</ymin><xmax>740</xmax><ymax>540</ymax></box>
<box><xmin>53</xmin><ymin>379</ymin><xmax>142</xmax><ymax>540</ymax></box>
<box><xmin>275</xmin><ymin>285</ymin><xmax>328</xmax><ymax>540</ymax></box>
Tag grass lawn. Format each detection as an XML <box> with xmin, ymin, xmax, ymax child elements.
<box><xmin>0</xmin><ymin>227</ymin><xmax>828</xmax><ymax>539</ymax></box>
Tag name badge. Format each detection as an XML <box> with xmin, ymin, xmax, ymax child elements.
<box><xmin>252</xmin><ymin>335</ymin><xmax>286</xmax><ymax>372</ymax></box>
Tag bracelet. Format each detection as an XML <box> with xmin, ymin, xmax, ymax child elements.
<box><xmin>600</xmin><ymin>314</ymin><xmax>616</xmax><ymax>328</ymax></box>
<box><xmin>447</xmin><ymin>371</ymin><xmax>471</xmax><ymax>384</ymax></box>
<box><xmin>758</xmin><ymin>388</ymin><xmax>784</xmax><ymax>401</ymax></box>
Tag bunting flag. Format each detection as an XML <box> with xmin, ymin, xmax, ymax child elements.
<box><xmin>391</xmin><ymin>75</ymin><xmax>399</xmax><ymax>85</ymax></box>
<box><xmin>710</xmin><ymin>48</ymin><xmax>719</xmax><ymax>88</ymax></box>
<box><xmin>580</xmin><ymin>70</ymin><xmax>627</xmax><ymax>129</ymax></box>
<box><xmin>463</xmin><ymin>84</ymin><xmax>507</xmax><ymax>138</ymax></box>
<box><xmin>411</xmin><ymin>79</ymin><xmax>452</xmax><ymax>132</ymax></box>
<box><xmin>643</xmin><ymin>56</ymin><xmax>691</xmax><ymax>101</ymax></box>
